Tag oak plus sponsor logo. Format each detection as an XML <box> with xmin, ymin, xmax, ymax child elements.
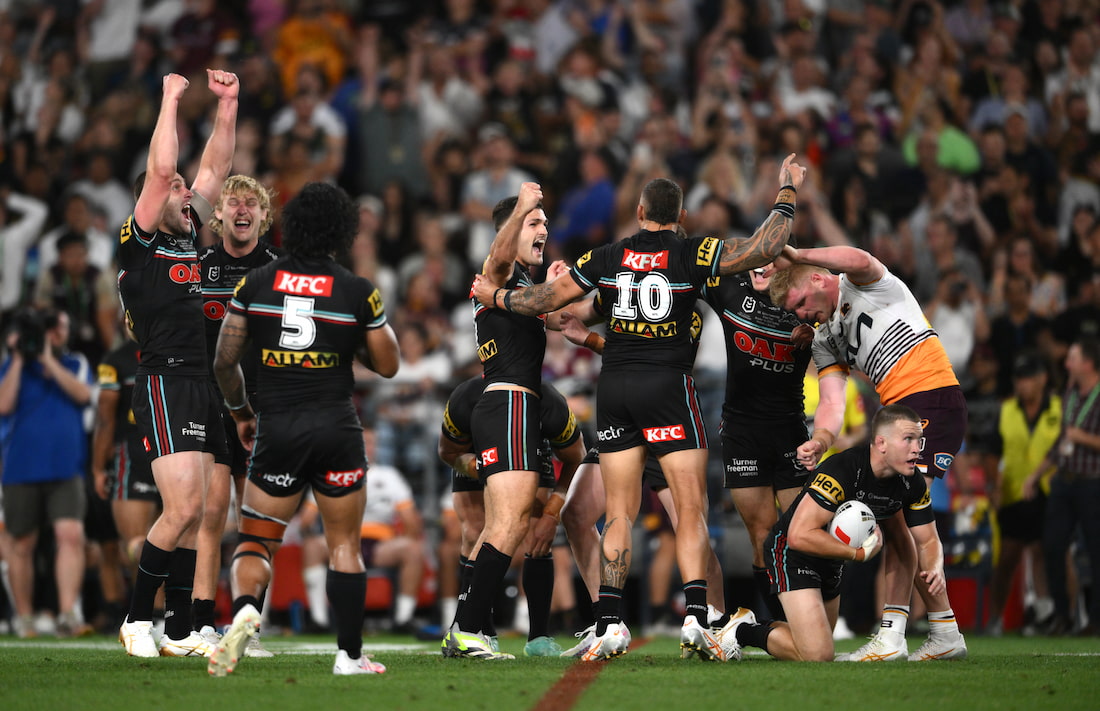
<box><xmin>262</xmin><ymin>472</ymin><xmax>297</xmax><ymax>487</ymax></box>
<box><xmin>597</xmin><ymin>426</ymin><xmax>624</xmax><ymax>442</ymax></box>
<box><xmin>169</xmin><ymin>263</ymin><xmax>201</xmax><ymax>285</ymax></box>
<box><xmin>643</xmin><ymin>424</ymin><xmax>685</xmax><ymax>443</ymax></box>
<box><xmin>325</xmin><ymin>468</ymin><xmax>365</xmax><ymax>487</ymax></box>
<box><xmin>621</xmin><ymin>249</ymin><xmax>668</xmax><ymax>271</ymax></box>
<box><xmin>274</xmin><ymin>270</ymin><xmax>334</xmax><ymax>296</ymax></box>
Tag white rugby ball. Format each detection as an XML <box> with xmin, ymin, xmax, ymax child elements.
<box><xmin>829</xmin><ymin>500</ymin><xmax>876</xmax><ymax>548</ymax></box>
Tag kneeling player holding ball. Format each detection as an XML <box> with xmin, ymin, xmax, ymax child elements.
<box><xmin>716</xmin><ymin>405</ymin><xmax>955</xmax><ymax>662</ymax></box>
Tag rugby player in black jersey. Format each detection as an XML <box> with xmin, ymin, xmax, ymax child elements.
<box><xmin>437</xmin><ymin>376</ymin><xmax>585</xmax><ymax>658</ymax></box>
<box><xmin>717</xmin><ymin>405</ymin><xmax>955</xmax><ymax>663</ymax></box>
<box><xmin>472</xmin><ymin>155</ymin><xmax>806</xmax><ymax>661</ymax></box>
<box><xmin>444</xmin><ymin>182</ymin><xmax>575</xmax><ymax>659</ymax></box>
<box><xmin>208</xmin><ymin>182</ymin><xmax>399</xmax><ymax>676</ymax></box>
<box><xmin>193</xmin><ymin>176</ymin><xmax>280</xmax><ymax>654</ymax></box>
<box><xmin>117</xmin><ymin>70</ymin><xmax>239</xmax><ymax>659</ymax></box>
<box><xmin>700</xmin><ymin>266</ymin><xmax>814</xmax><ymax>624</ymax></box>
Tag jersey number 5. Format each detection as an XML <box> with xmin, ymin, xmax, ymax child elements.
<box><xmin>280</xmin><ymin>295</ymin><xmax>317</xmax><ymax>348</ymax></box>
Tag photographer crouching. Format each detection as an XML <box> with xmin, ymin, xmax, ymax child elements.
<box><xmin>0</xmin><ymin>306</ymin><xmax>94</xmax><ymax>637</ymax></box>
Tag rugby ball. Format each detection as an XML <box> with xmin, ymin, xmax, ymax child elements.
<box><xmin>829</xmin><ymin>500</ymin><xmax>876</xmax><ymax>548</ymax></box>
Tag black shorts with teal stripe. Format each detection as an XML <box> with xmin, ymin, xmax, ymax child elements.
<box><xmin>764</xmin><ymin>526</ymin><xmax>843</xmax><ymax>601</ymax></box>
<box><xmin>111</xmin><ymin>437</ymin><xmax>160</xmax><ymax>503</ymax></box>
<box><xmin>594</xmin><ymin>370</ymin><xmax>707</xmax><ymax>455</ymax></box>
<box><xmin>132</xmin><ymin>374</ymin><xmax>227</xmax><ymax>460</ymax></box>
<box><xmin>470</xmin><ymin>388</ymin><xmax>543</xmax><ymax>478</ymax></box>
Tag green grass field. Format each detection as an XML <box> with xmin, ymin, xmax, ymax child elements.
<box><xmin>0</xmin><ymin>632</ymin><xmax>1097</xmax><ymax>711</ymax></box>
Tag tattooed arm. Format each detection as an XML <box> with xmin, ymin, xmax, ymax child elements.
<box><xmin>213</xmin><ymin>312</ymin><xmax>257</xmax><ymax>449</ymax></box>
<box><xmin>716</xmin><ymin>153</ymin><xmax>807</xmax><ymax>276</ymax></box>
<box><xmin>471</xmin><ymin>272</ymin><xmax>587</xmax><ymax>316</ymax></box>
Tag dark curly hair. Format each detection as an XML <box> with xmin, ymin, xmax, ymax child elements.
<box><xmin>281</xmin><ymin>182</ymin><xmax>358</xmax><ymax>258</ymax></box>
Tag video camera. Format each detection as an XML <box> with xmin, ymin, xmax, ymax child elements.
<box><xmin>10</xmin><ymin>307</ymin><xmax>48</xmax><ymax>360</ymax></box>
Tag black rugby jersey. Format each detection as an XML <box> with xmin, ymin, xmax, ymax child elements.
<box><xmin>473</xmin><ymin>263</ymin><xmax>545</xmax><ymax>390</ymax></box>
<box><xmin>440</xmin><ymin>376</ymin><xmax>581</xmax><ymax>452</ymax></box>
<box><xmin>570</xmin><ymin>230</ymin><xmax>720</xmax><ymax>373</ymax></box>
<box><xmin>776</xmin><ymin>446</ymin><xmax>934</xmax><ymax>537</ymax></box>
<box><xmin>701</xmin><ymin>273</ymin><xmax>811</xmax><ymax>423</ymax></box>
<box><xmin>228</xmin><ymin>254</ymin><xmax>388</xmax><ymax>410</ymax></box>
<box><xmin>199</xmin><ymin>241</ymin><xmax>282</xmax><ymax>386</ymax></box>
<box><xmin>97</xmin><ymin>339</ymin><xmax>140</xmax><ymax>440</ymax></box>
<box><xmin>117</xmin><ymin>214</ymin><xmax>207</xmax><ymax>376</ymax></box>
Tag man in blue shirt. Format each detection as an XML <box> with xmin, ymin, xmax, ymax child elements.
<box><xmin>0</xmin><ymin>308</ymin><xmax>94</xmax><ymax>638</ymax></box>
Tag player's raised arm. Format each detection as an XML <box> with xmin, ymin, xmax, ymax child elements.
<box><xmin>481</xmin><ymin>182</ymin><xmax>543</xmax><ymax>287</ymax></box>
<box><xmin>716</xmin><ymin>154</ymin><xmax>806</xmax><ymax>276</ymax></box>
<box><xmin>191</xmin><ymin>69</ymin><xmax>240</xmax><ymax>213</ymax></box>
<box><xmin>134</xmin><ymin>74</ymin><xmax>189</xmax><ymax>232</ymax></box>
<box><xmin>777</xmin><ymin>245</ymin><xmax>885</xmax><ymax>285</ymax></box>
<box><xmin>472</xmin><ymin>271</ymin><xmax>586</xmax><ymax>316</ymax></box>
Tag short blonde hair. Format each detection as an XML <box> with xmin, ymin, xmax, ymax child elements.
<box><xmin>209</xmin><ymin>175</ymin><xmax>275</xmax><ymax>237</ymax></box>
<box><xmin>768</xmin><ymin>264</ymin><xmax>827</xmax><ymax>309</ymax></box>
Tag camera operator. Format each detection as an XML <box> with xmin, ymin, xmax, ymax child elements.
<box><xmin>0</xmin><ymin>307</ymin><xmax>94</xmax><ymax>637</ymax></box>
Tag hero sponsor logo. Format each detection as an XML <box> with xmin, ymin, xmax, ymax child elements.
<box><xmin>262</xmin><ymin>472</ymin><xmax>297</xmax><ymax>487</ymax></box>
<box><xmin>621</xmin><ymin>249</ymin><xmax>668</xmax><ymax>271</ymax></box>
<box><xmin>644</xmin><ymin>424</ymin><xmax>685</xmax><ymax>443</ymax></box>
<box><xmin>597</xmin><ymin>426</ymin><xmax>624</xmax><ymax>442</ymax></box>
<box><xmin>274</xmin><ymin>270</ymin><xmax>334</xmax><ymax>296</ymax></box>
<box><xmin>325</xmin><ymin>468</ymin><xmax>365</xmax><ymax>487</ymax></box>
<box><xmin>810</xmin><ymin>472</ymin><xmax>845</xmax><ymax>505</ymax></box>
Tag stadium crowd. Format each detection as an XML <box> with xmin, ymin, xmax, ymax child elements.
<box><xmin>0</xmin><ymin>0</ymin><xmax>1098</xmax><ymax>646</ymax></box>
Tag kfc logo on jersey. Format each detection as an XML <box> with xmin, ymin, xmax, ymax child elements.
<box><xmin>275</xmin><ymin>270</ymin><xmax>334</xmax><ymax>296</ymax></box>
<box><xmin>644</xmin><ymin>425</ymin><xmax>686</xmax><ymax>443</ymax></box>
<box><xmin>621</xmin><ymin>249</ymin><xmax>668</xmax><ymax>270</ymax></box>
<box><xmin>480</xmin><ymin>447</ymin><xmax>499</xmax><ymax>466</ymax></box>
<box><xmin>325</xmin><ymin>468</ymin><xmax>365</xmax><ymax>487</ymax></box>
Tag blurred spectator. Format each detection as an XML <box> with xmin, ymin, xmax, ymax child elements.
<box><xmin>349</xmin><ymin>194</ymin><xmax>397</xmax><ymax>308</ymax></box>
<box><xmin>894</xmin><ymin>23</ymin><xmax>963</xmax><ymax>136</ymax></box>
<box><xmin>268</xmin><ymin>64</ymin><xmax>346</xmax><ymax>184</ymax></box>
<box><xmin>925</xmin><ymin>265</ymin><xmax>990</xmax><ymax>388</ymax></box>
<box><xmin>459</xmin><ymin>122</ymin><xmax>535</xmax><ymax>266</ymax></box>
<box><xmin>358</xmin><ymin>427</ymin><xmax>429</xmax><ymax>635</ymax></box>
<box><xmin>0</xmin><ymin>308</ymin><xmax>94</xmax><ymax>638</ymax></box>
<box><xmin>551</xmin><ymin>148</ymin><xmax>615</xmax><ymax>262</ymax></box>
<box><xmin>989</xmin><ymin>271</ymin><xmax>1052</xmax><ymax>397</ymax></box>
<box><xmin>1043</xmin><ymin>25</ymin><xmax>1100</xmax><ymax>133</ymax></box>
<box><xmin>960</xmin><ymin>28</ymin><xmax>1015</xmax><ymax>110</ymax></box>
<box><xmin>1056</xmin><ymin>205</ymin><xmax>1100</xmax><ymax>303</ymax></box>
<box><xmin>69</xmin><ymin>150</ymin><xmax>132</xmax><ymax>236</ymax></box>
<box><xmin>481</xmin><ymin>58</ymin><xmax>546</xmax><ymax>177</ymax></box>
<box><xmin>166</xmin><ymin>0</ymin><xmax>241</xmax><ymax>78</ymax></box>
<box><xmin>986</xmin><ymin>350</ymin><xmax>1059</xmax><ymax>636</ymax></box>
<box><xmin>943</xmin><ymin>0</ymin><xmax>993</xmax><ymax>56</ymax></box>
<box><xmin>1024</xmin><ymin>337</ymin><xmax>1100</xmax><ymax>636</ymax></box>
<box><xmin>396</xmin><ymin>211</ymin><xmax>469</xmax><ymax>309</ymax></box>
<box><xmin>969</xmin><ymin>63</ymin><xmax>1049</xmax><ymax>140</ymax></box>
<box><xmin>988</xmin><ymin>236</ymin><xmax>1066</xmax><ymax>319</ymax></box>
<box><xmin>417</xmin><ymin>38</ymin><xmax>485</xmax><ymax>144</ymax></box>
<box><xmin>900</xmin><ymin>95</ymin><xmax>980</xmax><ymax>175</ymax></box>
<box><xmin>0</xmin><ymin>190</ymin><xmax>49</xmax><ymax>319</ymax></box>
<box><xmin>77</xmin><ymin>0</ymin><xmax>141</xmax><ymax>103</ymax></box>
<box><xmin>1002</xmin><ymin>99</ymin><xmax>1059</xmax><ymax>233</ymax></box>
<box><xmin>375</xmin><ymin>322</ymin><xmax>452</xmax><ymax>484</ymax></box>
<box><xmin>1058</xmin><ymin>147</ymin><xmax>1100</xmax><ymax>249</ymax></box>
<box><xmin>37</xmin><ymin>192</ymin><xmax>113</xmax><ymax>273</ymax></box>
<box><xmin>270</xmin><ymin>0</ymin><xmax>353</xmax><ymax>98</ymax></box>
<box><xmin>353</xmin><ymin>24</ymin><xmax>429</xmax><ymax>200</ymax></box>
<box><xmin>32</xmin><ymin>229</ymin><xmax>118</xmax><ymax>367</ymax></box>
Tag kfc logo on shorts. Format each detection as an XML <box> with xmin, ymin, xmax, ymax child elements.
<box><xmin>142</xmin><ymin>436</ymin><xmax>151</xmax><ymax>452</ymax></box>
<box><xmin>325</xmin><ymin>468</ymin><xmax>365</xmax><ymax>487</ymax></box>
<box><xmin>644</xmin><ymin>425</ymin><xmax>686</xmax><ymax>443</ymax></box>
<box><xmin>275</xmin><ymin>270</ymin><xmax>334</xmax><ymax>296</ymax></box>
<box><xmin>480</xmin><ymin>448</ymin><xmax>499</xmax><ymax>466</ymax></box>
